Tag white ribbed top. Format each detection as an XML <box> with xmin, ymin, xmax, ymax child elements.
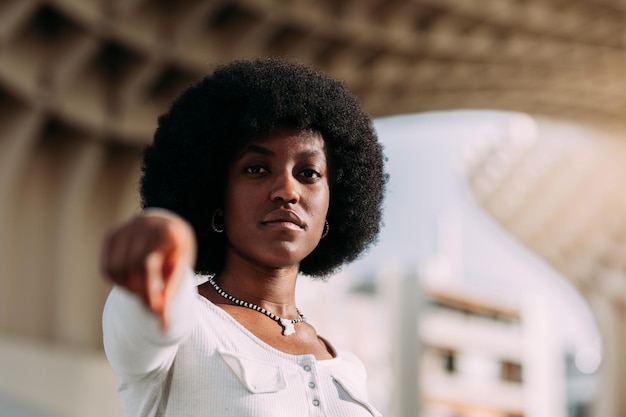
<box><xmin>102</xmin><ymin>271</ymin><xmax>382</xmax><ymax>417</ymax></box>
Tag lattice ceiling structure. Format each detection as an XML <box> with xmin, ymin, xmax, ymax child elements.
<box><xmin>1</xmin><ymin>0</ymin><xmax>625</xmax><ymax>147</ymax></box>
<box><xmin>2</xmin><ymin>1</ymin><xmax>626</xmax><ymax>414</ymax></box>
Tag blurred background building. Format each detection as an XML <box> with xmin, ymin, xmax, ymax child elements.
<box><xmin>1</xmin><ymin>0</ymin><xmax>625</xmax><ymax>416</ymax></box>
<box><xmin>418</xmin><ymin>275</ymin><xmax>531</xmax><ymax>417</ymax></box>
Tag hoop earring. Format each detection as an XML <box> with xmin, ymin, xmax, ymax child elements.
<box><xmin>211</xmin><ymin>209</ymin><xmax>224</xmax><ymax>233</ymax></box>
<box><xmin>321</xmin><ymin>220</ymin><xmax>329</xmax><ymax>239</ymax></box>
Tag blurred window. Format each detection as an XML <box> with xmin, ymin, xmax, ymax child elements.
<box><xmin>500</xmin><ymin>360</ymin><xmax>523</xmax><ymax>383</ymax></box>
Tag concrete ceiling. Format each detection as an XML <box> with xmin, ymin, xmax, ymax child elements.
<box><xmin>1</xmin><ymin>0</ymin><xmax>625</xmax><ymax>147</ymax></box>
<box><xmin>463</xmin><ymin>117</ymin><xmax>626</xmax><ymax>306</ymax></box>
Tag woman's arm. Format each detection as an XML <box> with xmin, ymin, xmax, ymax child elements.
<box><xmin>100</xmin><ymin>210</ymin><xmax>198</xmax><ymax>377</ymax></box>
<box><xmin>100</xmin><ymin>209</ymin><xmax>196</xmax><ymax>329</ymax></box>
<box><xmin>102</xmin><ymin>269</ymin><xmax>198</xmax><ymax>377</ymax></box>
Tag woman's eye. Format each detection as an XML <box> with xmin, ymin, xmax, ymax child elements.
<box><xmin>300</xmin><ymin>169</ymin><xmax>321</xmax><ymax>179</ymax></box>
<box><xmin>245</xmin><ymin>165</ymin><xmax>268</xmax><ymax>174</ymax></box>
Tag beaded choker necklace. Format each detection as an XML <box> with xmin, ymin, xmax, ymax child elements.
<box><xmin>208</xmin><ymin>277</ymin><xmax>306</xmax><ymax>336</ymax></box>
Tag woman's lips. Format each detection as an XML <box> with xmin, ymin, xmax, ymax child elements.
<box><xmin>261</xmin><ymin>210</ymin><xmax>305</xmax><ymax>229</ymax></box>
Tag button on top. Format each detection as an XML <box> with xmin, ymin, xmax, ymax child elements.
<box><xmin>312</xmin><ymin>399</ymin><xmax>320</xmax><ymax>407</ymax></box>
<box><xmin>308</xmin><ymin>381</ymin><xmax>316</xmax><ymax>388</ymax></box>
<box><xmin>303</xmin><ymin>364</ymin><xmax>311</xmax><ymax>372</ymax></box>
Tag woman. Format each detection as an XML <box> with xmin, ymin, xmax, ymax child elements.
<box><xmin>102</xmin><ymin>58</ymin><xmax>387</xmax><ymax>417</ymax></box>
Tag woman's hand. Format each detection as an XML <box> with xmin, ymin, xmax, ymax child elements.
<box><xmin>101</xmin><ymin>210</ymin><xmax>197</xmax><ymax>331</ymax></box>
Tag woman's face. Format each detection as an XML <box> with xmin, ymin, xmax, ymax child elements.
<box><xmin>222</xmin><ymin>129</ymin><xmax>330</xmax><ymax>271</ymax></box>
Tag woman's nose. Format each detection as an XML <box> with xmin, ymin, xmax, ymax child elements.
<box><xmin>270</xmin><ymin>172</ymin><xmax>299</xmax><ymax>203</ymax></box>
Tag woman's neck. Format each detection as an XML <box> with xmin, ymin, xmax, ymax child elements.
<box><xmin>214</xmin><ymin>261</ymin><xmax>300</xmax><ymax>317</ymax></box>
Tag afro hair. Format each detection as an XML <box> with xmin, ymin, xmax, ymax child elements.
<box><xmin>140</xmin><ymin>58</ymin><xmax>387</xmax><ymax>278</ymax></box>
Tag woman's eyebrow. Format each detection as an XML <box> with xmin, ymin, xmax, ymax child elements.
<box><xmin>240</xmin><ymin>144</ymin><xmax>274</xmax><ymax>157</ymax></box>
<box><xmin>296</xmin><ymin>149</ymin><xmax>325</xmax><ymax>160</ymax></box>
<box><xmin>239</xmin><ymin>145</ymin><xmax>325</xmax><ymax>160</ymax></box>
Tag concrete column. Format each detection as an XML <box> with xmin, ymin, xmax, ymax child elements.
<box><xmin>585</xmin><ymin>291</ymin><xmax>619</xmax><ymax>417</ymax></box>
<box><xmin>0</xmin><ymin>110</ymin><xmax>44</xmax><ymax>332</ymax></box>
<box><xmin>392</xmin><ymin>267</ymin><xmax>421</xmax><ymax>417</ymax></box>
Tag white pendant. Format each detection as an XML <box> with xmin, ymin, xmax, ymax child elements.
<box><xmin>280</xmin><ymin>318</ymin><xmax>296</xmax><ymax>336</ymax></box>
